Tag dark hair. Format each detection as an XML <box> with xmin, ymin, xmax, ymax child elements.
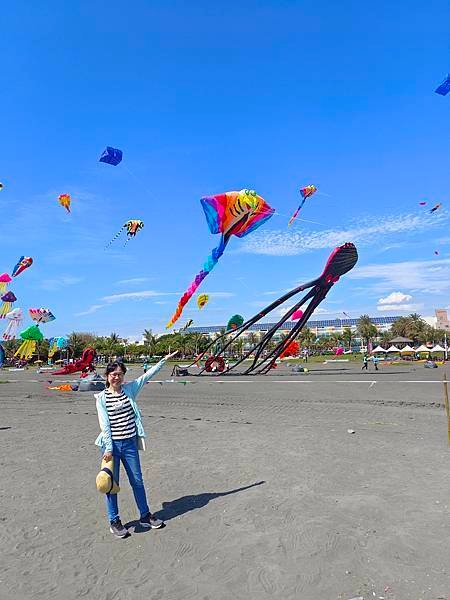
<box><xmin>105</xmin><ymin>361</ymin><xmax>127</xmax><ymax>387</ymax></box>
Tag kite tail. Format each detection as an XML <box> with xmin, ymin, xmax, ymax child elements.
<box><xmin>105</xmin><ymin>227</ymin><xmax>124</xmax><ymax>249</ymax></box>
<box><xmin>166</xmin><ymin>238</ymin><xmax>227</xmax><ymax>329</ymax></box>
<box><xmin>288</xmin><ymin>198</ymin><xmax>306</xmax><ymax>227</ymax></box>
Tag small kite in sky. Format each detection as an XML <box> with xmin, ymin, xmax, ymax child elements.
<box><xmin>179</xmin><ymin>319</ymin><xmax>194</xmax><ymax>332</ymax></box>
<box><xmin>0</xmin><ymin>292</ymin><xmax>17</xmax><ymax>319</ymax></box>
<box><xmin>430</xmin><ymin>203</ymin><xmax>442</xmax><ymax>213</ymax></box>
<box><xmin>288</xmin><ymin>185</ymin><xmax>317</xmax><ymax>227</ymax></box>
<box><xmin>419</xmin><ymin>201</ymin><xmax>427</xmax><ymax>206</ymax></box>
<box><xmin>2</xmin><ymin>308</ymin><xmax>23</xmax><ymax>340</ymax></box>
<box><xmin>99</xmin><ymin>146</ymin><xmax>123</xmax><ymax>166</ymax></box>
<box><xmin>58</xmin><ymin>193</ymin><xmax>71</xmax><ymax>213</ymax></box>
<box><xmin>197</xmin><ymin>294</ymin><xmax>209</xmax><ymax>309</ymax></box>
<box><xmin>342</xmin><ymin>311</ymin><xmax>350</xmax><ymax>319</ymax></box>
<box><xmin>12</xmin><ymin>256</ymin><xmax>33</xmax><ymax>278</ymax></box>
<box><xmin>106</xmin><ymin>220</ymin><xmax>144</xmax><ymax>248</ymax></box>
<box><xmin>0</xmin><ymin>182</ymin><xmax>4</xmax><ymax>191</ymax></box>
<box><xmin>0</xmin><ymin>273</ymin><xmax>12</xmax><ymax>293</ymax></box>
<box><xmin>166</xmin><ymin>189</ymin><xmax>274</xmax><ymax>328</ymax></box>
<box><xmin>435</xmin><ymin>74</ymin><xmax>450</xmax><ymax>96</ymax></box>
<box><xmin>434</xmin><ymin>250</ymin><xmax>439</xmax><ymax>255</ymax></box>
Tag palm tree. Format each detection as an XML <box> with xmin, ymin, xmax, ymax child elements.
<box><xmin>356</xmin><ymin>315</ymin><xmax>378</xmax><ymax>350</ymax></box>
<box><xmin>142</xmin><ymin>329</ymin><xmax>157</xmax><ymax>356</ymax></box>
<box><xmin>341</xmin><ymin>327</ymin><xmax>354</xmax><ymax>351</ymax></box>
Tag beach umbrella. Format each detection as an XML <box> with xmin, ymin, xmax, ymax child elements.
<box><xmin>386</xmin><ymin>345</ymin><xmax>401</xmax><ymax>353</ymax></box>
<box><xmin>431</xmin><ymin>344</ymin><xmax>445</xmax><ymax>353</ymax></box>
<box><xmin>372</xmin><ymin>345</ymin><xmax>386</xmax><ymax>353</ymax></box>
<box><xmin>416</xmin><ymin>345</ymin><xmax>429</xmax><ymax>353</ymax></box>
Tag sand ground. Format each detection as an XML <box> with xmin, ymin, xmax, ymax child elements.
<box><xmin>1</xmin><ymin>362</ymin><xmax>449</xmax><ymax>600</ymax></box>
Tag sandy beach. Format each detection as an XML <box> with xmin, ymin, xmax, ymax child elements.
<box><xmin>1</xmin><ymin>362</ymin><xmax>449</xmax><ymax>600</ymax></box>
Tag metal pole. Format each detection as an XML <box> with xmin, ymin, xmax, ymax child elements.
<box><xmin>443</xmin><ymin>373</ymin><xmax>450</xmax><ymax>445</ymax></box>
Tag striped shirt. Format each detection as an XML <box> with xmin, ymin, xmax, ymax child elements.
<box><xmin>105</xmin><ymin>389</ymin><xmax>136</xmax><ymax>440</ymax></box>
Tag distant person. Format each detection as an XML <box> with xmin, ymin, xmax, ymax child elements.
<box><xmin>142</xmin><ymin>359</ymin><xmax>149</xmax><ymax>373</ymax></box>
<box><xmin>361</xmin><ymin>354</ymin><xmax>369</xmax><ymax>370</ymax></box>
<box><xmin>373</xmin><ymin>355</ymin><xmax>379</xmax><ymax>371</ymax></box>
<box><xmin>95</xmin><ymin>350</ymin><xmax>178</xmax><ymax>538</ymax></box>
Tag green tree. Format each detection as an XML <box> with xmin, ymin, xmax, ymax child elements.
<box><xmin>356</xmin><ymin>315</ymin><xmax>378</xmax><ymax>349</ymax></box>
<box><xmin>341</xmin><ymin>327</ymin><xmax>354</xmax><ymax>351</ymax></box>
<box><xmin>142</xmin><ymin>329</ymin><xmax>157</xmax><ymax>356</ymax></box>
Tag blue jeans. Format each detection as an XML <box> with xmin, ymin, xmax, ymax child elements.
<box><xmin>105</xmin><ymin>436</ymin><xmax>150</xmax><ymax>523</ymax></box>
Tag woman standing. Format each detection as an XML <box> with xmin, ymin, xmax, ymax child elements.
<box><xmin>95</xmin><ymin>351</ymin><xmax>178</xmax><ymax>538</ymax></box>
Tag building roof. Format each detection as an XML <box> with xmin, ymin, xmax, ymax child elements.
<box><xmin>186</xmin><ymin>316</ymin><xmax>400</xmax><ymax>334</ymax></box>
<box><xmin>389</xmin><ymin>336</ymin><xmax>413</xmax><ymax>343</ymax></box>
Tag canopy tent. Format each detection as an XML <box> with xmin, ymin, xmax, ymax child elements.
<box><xmin>371</xmin><ymin>345</ymin><xmax>386</xmax><ymax>353</ymax></box>
<box><xmin>400</xmin><ymin>345</ymin><xmax>415</xmax><ymax>354</ymax></box>
<box><xmin>389</xmin><ymin>336</ymin><xmax>413</xmax><ymax>345</ymax></box>
<box><xmin>386</xmin><ymin>345</ymin><xmax>401</xmax><ymax>353</ymax></box>
<box><xmin>431</xmin><ymin>344</ymin><xmax>445</xmax><ymax>352</ymax></box>
<box><xmin>416</xmin><ymin>345</ymin><xmax>429</xmax><ymax>353</ymax></box>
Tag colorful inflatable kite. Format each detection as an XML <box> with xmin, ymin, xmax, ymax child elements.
<box><xmin>0</xmin><ymin>273</ymin><xmax>12</xmax><ymax>293</ymax></box>
<box><xmin>435</xmin><ymin>75</ymin><xmax>450</xmax><ymax>96</ymax></box>
<box><xmin>14</xmin><ymin>325</ymin><xmax>43</xmax><ymax>360</ymax></box>
<box><xmin>29</xmin><ymin>308</ymin><xmax>55</xmax><ymax>323</ymax></box>
<box><xmin>430</xmin><ymin>203</ymin><xmax>442</xmax><ymax>213</ymax></box>
<box><xmin>2</xmin><ymin>308</ymin><xmax>23</xmax><ymax>340</ymax></box>
<box><xmin>197</xmin><ymin>294</ymin><xmax>209</xmax><ymax>309</ymax></box>
<box><xmin>166</xmin><ymin>189</ymin><xmax>274</xmax><ymax>328</ymax></box>
<box><xmin>106</xmin><ymin>219</ymin><xmax>144</xmax><ymax>248</ymax></box>
<box><xmin>288</xmin><ymin>185</ymin><xmax>317</xmax><ymax>227</ymax></box>
<box><xmin>12</xmin><ymin>256</ymin><xmax>33</xmax><ymax>278</ymax></box>
<box><xmin>48</xmin><ymin>336</ymin><xmax>68</xmax><ymax>358</ymax></box>
<box><xmin>0</xmin><ymin>292</ymin><xmax>17</xmax><ymax>318</ymax></box>
<box><xmin>58</xmin><ymin>193</ymin><xmax>71</xmax><ymax>213</ymax></box>
<box><xmin>227</xmin><ymin>314</ymin><xmax>244</xmax><ymax>331</ymax></box>
<box><xmin>292</xmin><ymin>309</ymin><xmax>304</xmax><ymax>320</ymax></box>
<box><xmin>99</xmin><ymin>146</ymin><xmax>123</xmax><ymax>166</ymax></box>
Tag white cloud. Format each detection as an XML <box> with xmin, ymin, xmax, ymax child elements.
<box><xmin>75</xmin><ymin>304</ymin><xmax>105</xmax><ymax>316</ymax></box>
<box><xmin>41</xmin><ymin>276</ymin><xmax>83</xmax><ymax>291</ymax></box>
<box><xmin>240</xmin><ymin>212</ymin><xmax>447</xmax><ymax>256</ymax></box>
<box><xmin>116</xmin><ymin>277</ymin><xmax>151</xmax><ymax>285</ymax></box>
<box><xmin>101</xmin><ymin>290</ymin><xmax>175</xmax><ymax>303</ymax></box>
<box><xmin>349</xmin><ymin>258</ymin><xmax>450</xmax><ymax>293</ymax></box>
<box><xmin>378</xmin><ymin>291</ymin><xmax>412</xmax><ymax>305</ymax></box>
<box><xmin>377</xmin><ymin>303</ymin><xmax>423</xmax><ymax>312</ymax></box>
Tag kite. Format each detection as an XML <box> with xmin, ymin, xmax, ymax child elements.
<box><xmin>280</xmin><ymin>340</ymin><xmax>300</xmax><ymax>359</ymax></box>
<box><xmin>197</xmin><ymin>293</ymin><xmax>209</xmax><ymax>309</ymax></box>
<box><xmin>29</xmin><ymin>308</ymin><xmax>55</xmax><ymax>323</ymax></box>
<box><xmin>0</xmin><ymin>273</ymin><xmax>12</xmax><ymax>293</ymax></box>
<box><xmin>106</xmin><ymin>219</ymin><xmax>144</xmax><ymax>248</ymax></box>
<box><xmin>292</xmin><ymin>309</ymin><xmax>304</xmax><ymax>321</ymax></box>
<box><xmin>0</xmin><ymin>292</ymin><xmax>17</xmax><ymax>318</ymax></box>
<box><xmin>430</xmin><ymin>203</ymin><xmax>442</xmax><ymax>213</ymax></box>
<box><xmin>342</xmin><ymin>311</ymin><xmax>350</xmax><ymax>319</ymax></box>
<box><xmin>0</xmin><ymin>343</ymin><xmax>4</xmax><ymax>367</ymax></box>
<box><xmin>58</xmin><ymin>193</ymin><xmax>71</xmax><ymax>213</ymax></box>
<box><xmin>0</xmin><ymin>182</ymin><xmax>3</xmax><ymax>191</ymax></box>
<box><xmin>48</xmin><ymin>336</ymin><xmax>68</xmax><ymax>359</ymax></box>
<box><xmin>227</xmin><ymin>314</ymin><xmax>244</xmax><ymax>331</ymax></box>
<box><xmin>2</xmin><ymin>308</ymin><xmax>23</xmax><ymax>340</ymax></box>
<box><xmin>52</xmin><ymin>347</ymin><xmax>96</xmax><ymax>376</ymax></box>
<box><xmin>166</xmin><ymin>189</ymin><xmax>274</xmax><ymax>328</ymax></box>
<box><xmin>184</xmin><ymin>242</ymin><xmax>358</xmax><ymax>376</ymax></box>
<box><xmin>288</xmin><ymin>185</ymin><xmax>317</xmax><ymax>227</ymax></box>
<box><xmin>419</xmin><ymin>201</ymin><xmax>427</xmax><ymax>206</ymax></box>
<box><xmin>434</xmin><ymin>250</ymin><xmax>439</xmax><ymax>256</ymax></box>
<box><xmin>180</xmin><ymin>319</ymin><xmax>194</xmax><ymax>332</ymax></box>
<box><xmin>99</xmin><ymin>146</ymin><xmax>123</xmax><ymax>166</ymax></box>
<box><xmin>14</xmin><ymin>325</ymin><xmax>43</xmax><ymax>360</ymax></box>
<box><xmin>12</xmin><ymin>256</ymin><xmax>33</xmax><ymax>278</ymax></box>
<box><xmin>435</xmin><ymin>75</ymin><xmax>450</xmax><ymax>96</ymax></box>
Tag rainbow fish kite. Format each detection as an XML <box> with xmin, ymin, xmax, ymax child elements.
<box><xmin>288</xmin><ymin>185</ymin><xmax>317</xmax><ymax>227</ymax></box>
<box><xmin>58</xmin><ymin>193</ymin><xmax>71</xmax><ymax>213</ymax></box>
<box><xmin>12</xmin><ymin>256</ymin><xmax>33</xmax><ymax>278</ymax></box>
<box><xmin>166</xmin><ymin>189</ymin><xmax>274</xmax><ymax>328</ymax></box>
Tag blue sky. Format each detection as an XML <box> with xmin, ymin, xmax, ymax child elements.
<box><xmin>2</xmin><ymin>0</ymin><xmax>450</xmax><ymax>340</ymax></box>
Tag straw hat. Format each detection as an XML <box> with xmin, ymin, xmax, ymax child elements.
<box><xmin>96</xmin><ymin>457</ymin><xmax>120</xmax><ymax>494</ymax></box>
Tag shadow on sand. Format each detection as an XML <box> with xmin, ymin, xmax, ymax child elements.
<box><xmin>125</xmin><ymin>480</ymin><xmax>265</xmax><ymax>532</ymax></box>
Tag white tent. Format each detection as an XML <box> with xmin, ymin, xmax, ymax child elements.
<box><xmin>372</xmin><ymin>345</ymin><xmax>386</xmax><ymax>353</ymax></box>
<box><xmin>386</xmin><ymin>345</ymin><xmax>401</xmax><ymax>353</ymax></box>
<box><xmin>400</xmin><ymin>345</ymin><xmax>415</xmax><ymax>353</ymax></box>
<box><xmin>431</xmin><ymin>344</ymin><xmax>445</xmax><ymax>352</ymax></box>
<box><xmin>416</xmin><ymin>345</ymin><xmax>429</xmax><ymax>353</ymax></box>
